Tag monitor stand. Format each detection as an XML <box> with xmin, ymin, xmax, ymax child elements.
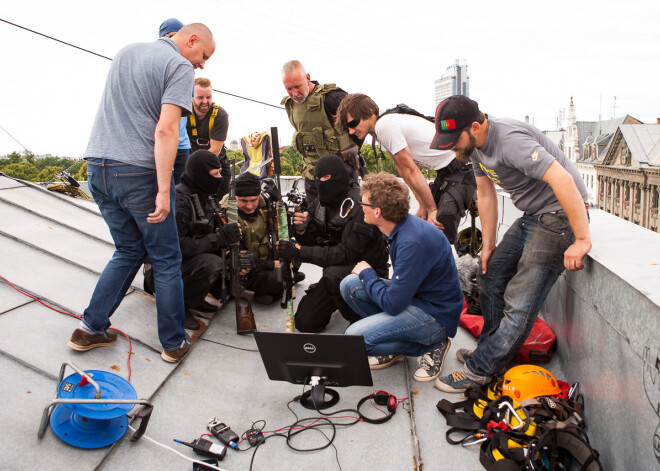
<box><xmin>300</xmin><ymin>376</ymin><xmax>340</xmax><ymax>410</ymax></box>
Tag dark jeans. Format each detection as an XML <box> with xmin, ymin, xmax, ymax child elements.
<box><xmin>466</xmin><ymin>211</ymin><xmax>575</xmax><ymax>377</ymax></box>
<box><xmin>84</xmin><ymin>158</ymin><xmax>186</xmax><ymax>350</ymax></box>
<box><xmin>294</xmin><ymin>264</ymin><xmax>360</xmax><ymax>332</ymax></box>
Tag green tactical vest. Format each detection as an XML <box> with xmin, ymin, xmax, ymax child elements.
<box><xmin>281</xmin><ymin>83</ymin><xmax>354</xmax><ymax>179</ymax></box>
<box><xmin>220</xmin><ymin>195</ymin><xmax>273</xmax><ymax>260</ymax></box>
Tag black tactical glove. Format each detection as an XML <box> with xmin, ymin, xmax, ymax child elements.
<box><xmin>276</xmin><ymin>240</ymin><xmax>300</xmax><ymax>261</ymax></box>
<box><xmin>239</xmin><ymin>251</ymin><xmax>259</xmax><ymax>269</ymax></box>
<box><xmin>220</xmin><ymin>223</ymin><xmax>241</xmax><ymax>245</ymax></box>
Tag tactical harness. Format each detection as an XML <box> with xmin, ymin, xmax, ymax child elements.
<box><xmin>189</xmin><ymin>103</ymin><xmax>221</xmax><ymax>149</ymax></box>
<box><xmin>437</xmin><ymin>377</ymin><xmax>602</xmax><ymax>470</ymax></box>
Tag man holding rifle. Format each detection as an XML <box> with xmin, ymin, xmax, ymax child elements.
<box><xmin>172</xmin><ymin>150</ymin><xmax>241</xmax><ymax>330</ymax></box>
<box><xmin>276</xmin><ymin>154</ymin><xmax>388</xmax><ymax>333</ymax></box>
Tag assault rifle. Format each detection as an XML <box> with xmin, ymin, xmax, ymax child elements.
<box><xmin>207</xmin><ymin>196</ymin><xmax>230</xmax><ymax>304</ymax></box>
<box><xmin>284</xmin><ymin>178</ymin><xmax>307</xmax><ymax>219</ymax></box>
<box><xmin>226</xmin><ymin>159</ymin><xmax>257</xmax><ymax>335</ymax></box>
<box><xmin>270</xmin><ymin>127</ymin><xmax>296</xmax><ymax>332</ymax></box>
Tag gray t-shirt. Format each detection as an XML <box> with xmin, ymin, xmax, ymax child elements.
<box><xmin>472</xmin><ymin>117</ymin><xmax>588</xmax><ymax>215</ymax></box>
<box><xmin>85</xmin><ymin>38</ymin><xmax>194</xmax><ymax>168</ymax></box>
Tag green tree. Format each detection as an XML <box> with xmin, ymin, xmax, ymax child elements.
<box><xmin>71</xmin><ymin>161</ymin><xmax>88</xmax><ymax>181</ymax></box>
<box><xmin>37</xmin><ymin>166</ymin><xmax>65</xmax><ymax>182</ymax></box>
<box><xmin>360</xmin><ymin>144</ymin><xmax>399</xmax><ymax>176</ymax></box>
<box><xmin>2</xmin><ymin>161</ymin><xmax>39</xmax><ymax>181</ymax></box>
<box><xmin>279</xmin><ymin>146</ymin><xmax>302</xmax><ymax>176</ymax></box>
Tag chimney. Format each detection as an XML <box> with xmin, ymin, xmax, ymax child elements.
<box><xmin>525</xmin><ymin>115</ymin><xmax>529</xmax><ymax>124</ymax></box>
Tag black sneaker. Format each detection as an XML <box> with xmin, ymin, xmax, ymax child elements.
<box><xmin>184</xmin><ymin>310</ymin><xmax>200</xmax><ymax>330</ymax></box>
<box><xmin>456</xmin><ymin>348</ymin><xmax>473</xmax><ymax>363</ymax></box>
<box><xmin>368</xmin><ymin>354</ymin><xmax>403</xmax><ymax>370</ymax></box>
<box><xmin>143</xmin><ymin>264</ymin><xmax>155</xmax><ymax>295</ymax></box>
<box><xmin>413</xmin><ymin>338</ymin><xmax>451</xmax><ymax>382</ymax></box>
<box><xmin>293</xmin><ymin>271</ymin><xmax>306</xmax><ymax>284</ymax></box>
<box><xmin>188</xmin><ymin>300</ymin><xmax>218</xmax><ymax>314</ymax></box>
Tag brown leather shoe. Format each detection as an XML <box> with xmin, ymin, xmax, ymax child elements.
<box><xmin>161</xmin><ymin>335</ymin><xmax>192</xmax><ymax>363</ymax></box>
<box><xmin>67</xmin><ymin>328</ymin><xmax>117</xmax><ymax>351</ymax></box>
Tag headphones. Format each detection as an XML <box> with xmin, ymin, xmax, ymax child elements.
<box><xmin>357</xmin><ymin>391</ymin><xmax>397</xmax><ymax>424</ymax></box>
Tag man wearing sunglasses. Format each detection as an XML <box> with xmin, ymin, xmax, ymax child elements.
<box><xmin>336</xmin><ymin>93</ymin><xmax>476</xmax><ymax>246</ymax></box>
<box><xmin>430</xmin><ymin>95</ymin><xmax>591</xmax><ymax>393</ymax></box>
<box><xmin>281</xmin><ymin>60</ymin><xmax>363</xmax><ymax>207</ymax></box>
<box><xmin>187</xmin><ymin>77</ymin><xmax>231</xmax><ymax>197</ymax></box>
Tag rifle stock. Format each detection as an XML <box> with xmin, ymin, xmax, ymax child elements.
<box><xmin>227</xmin><ymin>159</ymin><xmax>257</xmax><ymax>335</ymax></box>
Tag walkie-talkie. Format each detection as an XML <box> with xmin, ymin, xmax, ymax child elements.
<box><xmin>207</xmin><ymin>418</ymin><xmax>239</xmax><ymax>448</ymax></box>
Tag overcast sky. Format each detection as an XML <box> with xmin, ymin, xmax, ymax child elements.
<box><xmin>1</xmin><ymin>0</ymin><xmax>659</xmax><ymax>157</ymax></box>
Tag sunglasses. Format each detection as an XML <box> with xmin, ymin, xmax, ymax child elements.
<box><xmin>346</xmin><ymin>117</ymin><xmax>361</xmax><ymax>129</ymax></box>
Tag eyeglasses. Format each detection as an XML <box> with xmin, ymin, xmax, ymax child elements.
<box><xmin>346</xmin><ymin>117</ymin><xmax>361</xmax><ymax>129</ymax></box>
<box><xmin>358</xmin><ymin>202</ymin><xmax>373</xmax><ymax>207</ymax></box>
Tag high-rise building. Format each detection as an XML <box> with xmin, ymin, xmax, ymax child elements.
<box><xmin>434</xmin><ymin>60</ymin><xmax>469</xmax><ymax>106</ymax></box>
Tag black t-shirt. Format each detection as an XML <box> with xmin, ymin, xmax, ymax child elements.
<box><xmin>187</xmin><ymin>103</ymin><xmax>229</xmax><ymax>152</ymax></box>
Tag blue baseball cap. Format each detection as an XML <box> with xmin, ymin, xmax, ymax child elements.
<box><xmin>159</xmin><ymin>18</ymin><xmax>184</xmax><ymax>37</ymax></box>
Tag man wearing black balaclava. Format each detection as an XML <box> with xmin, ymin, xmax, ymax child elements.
<box><xmin>174</xmin><ymin>150</ymin><xmax>241</xmax><ymax>329</ymax></box>
<box><xmin>276</xmin><ymin>154</ymin><xmax>389</xmax><ymax>332</ymax></box>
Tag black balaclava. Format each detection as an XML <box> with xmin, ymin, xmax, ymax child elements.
<box><xmin>180</xmin><ymin>150</ymin><xmax>222</xmax><ymax>196</ymax></box>
<box><xmin>314</xmin><ymin>154</ymin><xmax>349</xmax><ymax>207</ymax></box>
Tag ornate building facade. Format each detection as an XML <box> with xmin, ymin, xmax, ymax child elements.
<box><xmin>593</xmin><ymin>125</ymin><xmax>660</xmax><ymax>233</ymax></box>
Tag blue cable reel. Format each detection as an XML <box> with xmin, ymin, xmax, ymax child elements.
<box><xmin>38</xmin><ymin>361</ymin><xmax>154</xmax><ymax>449</ymax></box>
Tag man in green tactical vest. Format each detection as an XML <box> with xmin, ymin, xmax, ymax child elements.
<box><xmin>221</xmin><ymin>172</ymin><xmax>304</xmax><ymax>304</ymax></box>
<box><xmin>281</xmin><ymin>60</ymin><xmax>362</xmax><ymax>207</ymax></box>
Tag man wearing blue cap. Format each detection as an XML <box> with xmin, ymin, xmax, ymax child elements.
<box><xmin>68</xmin><ymin>23</ymin><xmax>216</xmax><ymax>363</ymax></box>
<box><xmin>159</xmin><ymin>18</ymin><xmax>192</xmax><ymax>184</ymax></box>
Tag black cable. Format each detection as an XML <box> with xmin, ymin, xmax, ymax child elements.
<box><xmin>0</xmin><ymin>18</ymin><xmax>113</xmax><ymax>60</ymax></box>
<box><xmin>201</xmin><ymin>338</ymin><xmax>259</xmax><ymax>352</ymax></box>
<box><xmin>0</xmin><ymin>18</ymin><xmax>284</xmax><ymax>110</ymax></box>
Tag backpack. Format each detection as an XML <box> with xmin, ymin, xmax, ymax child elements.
<box><xmin>459</xmin><ymin>312</ymin><xmax>557</xmax><ymax>364</ymax></box>
<box><xmin>380</xmin><ymin>103</ymin><xmax>435</xmax><ymax>123</ymax></box>
<box><xmin>373</xmin><ymin>104</ymin><xmax>436</xmax><ymax>161</ymax></box>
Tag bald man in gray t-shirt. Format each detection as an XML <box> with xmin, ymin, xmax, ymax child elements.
<box><xmin>70</xmin><ymin>25</ymin><xmax>216</xmax><ymax>363</ymax></box>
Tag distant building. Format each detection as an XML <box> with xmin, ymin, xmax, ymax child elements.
<box><xmin>228</xmin><ymin>139</ymin><xmax>240</xmax><ymax>151</ymax></box>
<box><xmin>593</xmin><ymin>124</ymin><xmax>660</xmax><ymax>233</ymax></box>
<box><xmin>434</xmin><ymin>60</ymin><xmax>469</xmax><ymax>106</ymax></box>
<box><xmin>545</xmin><ymin>97</ymin><xmax>641</xmax><ymax>206</ymax></box>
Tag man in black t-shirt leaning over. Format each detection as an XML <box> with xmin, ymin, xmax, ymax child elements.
<box><xmin>187</xmin><ymin>77</ymin><xmax>231</xmax><ymax>197</ymax></box>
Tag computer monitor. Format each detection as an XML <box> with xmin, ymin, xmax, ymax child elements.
<box><xmin>254</xmin><ymin>332</ymin><xmax>373</xmax><ymax>410</ymax></box>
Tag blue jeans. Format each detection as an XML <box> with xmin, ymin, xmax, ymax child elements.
<box><xmin>84</xmin><ymin>158</ymin><xmax>186</xmax><ymax>350</ymax></box>
<box><xmin>341</xmin><ymin>275</ymin><xmax>448</xmax><ymax>357</ymax></box>
<box><xmin>172</xmin><ymin>148</ymin><xmax>190</xmax><ymax>185</ymax></box>
<box><xmin>467</xmin><ymin>211</ymin><xmax>575</xmax><ymax>377</ymax></box>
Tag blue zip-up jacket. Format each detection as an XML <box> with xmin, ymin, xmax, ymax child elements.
<box><xmin>358</xmin><ymin>214</ymin><xmax>463</xmax><ymax>336</ymax></box>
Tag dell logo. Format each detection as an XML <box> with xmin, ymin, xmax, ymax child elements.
<box><xmin>303</xmin><ymin>343</ymin><xmax>316</xmax><ymax>354</ymax></box>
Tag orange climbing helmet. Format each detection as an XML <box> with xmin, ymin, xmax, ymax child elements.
<box><xmin>501</xmin><ymin>365</ymin><xmax>561</xmax><ymax>401</ymax></box>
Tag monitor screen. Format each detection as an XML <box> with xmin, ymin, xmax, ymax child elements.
<box><xmin>254</xmin><ymin>332</ymin><xmax>373</xmax><ymax>388</ymax></box>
